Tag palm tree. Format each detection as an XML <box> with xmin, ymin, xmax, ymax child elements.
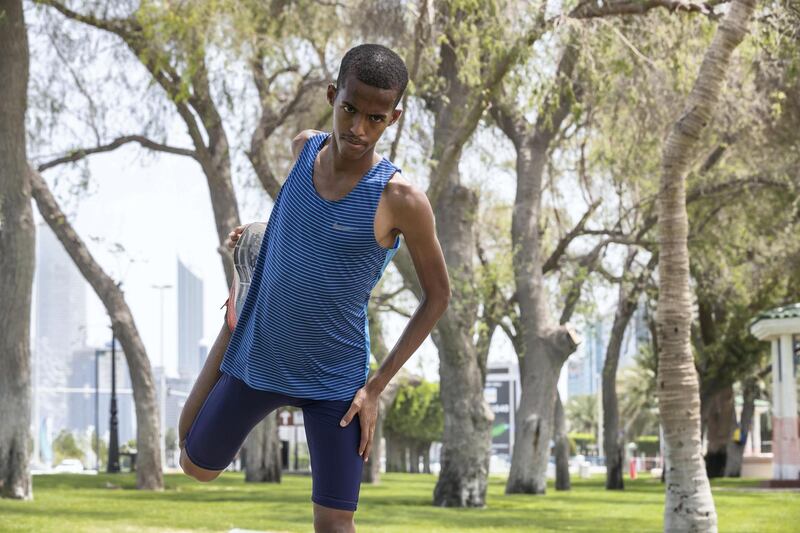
<box><xmin>618</xmin><ymin>348</ymin><xmax>660</xmax><ymax>441</ymax></box>
<box><xmin>656</xmin><ymin>0</ymin><xmax>755</xmax><ymax>529</ymax></box>
<box><xmin>565</xmin><ymin>395</ymin><xmax>598</xmax><ymax>435</ymax></box>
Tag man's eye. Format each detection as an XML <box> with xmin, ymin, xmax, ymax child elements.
<box><xmin>370</xmin><ymin>116</ymin><xmax>383</xmax><ymax>123</ymax></box>
<box><xmin>343</xmin><ymin>104</ymin><xmax>354</xmax><ymax>113</ymax></box>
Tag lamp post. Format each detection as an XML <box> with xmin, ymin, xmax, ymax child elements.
<box><xmin>94</xmin><ymin>333</ymin><xmax>121</xmax><ymax>473</ymax></box>
<box><xmin>151</xmin><ymin>283</ymin><xmax>173</xmax><ymax>471</ymax></box>
<box><xmin>107</xmin><ymin>329</ymin><xmax>120</xmax><ymax>473</ymax></box>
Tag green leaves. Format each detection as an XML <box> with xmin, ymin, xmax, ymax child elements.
<box><xmin>384</xmin><ymin>380</ymin><xmax>444</xmax><ymax>443</ymax></box>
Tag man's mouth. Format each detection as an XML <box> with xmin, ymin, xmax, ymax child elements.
<box><xmin>342</xmin><ymin>136</ymin><xmax>365</xmax><ymax>146</ymax></box>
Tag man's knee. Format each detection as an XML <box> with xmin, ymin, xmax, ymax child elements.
<box><xmin>180</xmin><ymin>448</ymin><xmax>222</xmax><ymax>482</ymax></box>
<box><xmin>313</xmin><ymin>503</ymin><xmax>355</xmax><ymax>533</ymax></box>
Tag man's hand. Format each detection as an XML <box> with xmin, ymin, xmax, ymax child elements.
<box><xmin>339</xmin><ymin>384</ymin><xmax>381</xmax><ymax>462</ymax></box>
<box><xmin>226</xmin><ymin>225</ymin><xmax>245</xmax><ymax>249</ymax></box>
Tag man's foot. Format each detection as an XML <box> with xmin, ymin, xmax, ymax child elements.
<box><xmin>225</xmin><ymin>222</ymin><xmax>266</xmax><ymax>331</ymax></box>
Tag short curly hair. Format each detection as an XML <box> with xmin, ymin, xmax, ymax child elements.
<box><xmin>336</xmin><ymin>43</ymin><xmax>408</xmax><ymax>108</ymax></box>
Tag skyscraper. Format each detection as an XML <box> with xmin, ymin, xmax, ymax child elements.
<box><xmin>568</xmin><ymin>319</ymin><xmax>607</xmax><ymax>398</ymax></box>
<box><xmin>177</xmin><ymin>258</ymin><xmax>204</xmax><ymax>380</ymax></box>
<box><xmin>31</xmin><ymin>221</ymin><xmax>89</xmax><ymax>461</ymax></box>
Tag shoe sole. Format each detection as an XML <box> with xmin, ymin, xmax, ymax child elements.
<box><xmin>226</xmin><ymin>222</ymin><xmax>267</xmax><ymax>331</ymax></box>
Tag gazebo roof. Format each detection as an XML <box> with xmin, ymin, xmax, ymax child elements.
<box><xmin>750</xmin><ymin>303</ymin><xmax>800</xmax><ymax>322</ymax></box>
<box><xmin>749</xmin><ymin>302</ymin><xmax>800</xmax><ymax>340</ymax></box>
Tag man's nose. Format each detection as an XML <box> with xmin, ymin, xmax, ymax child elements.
<box><xmin>349</xmin><ymin>114</ymin><xmax>366</xmax><ymax>137</ymax></box>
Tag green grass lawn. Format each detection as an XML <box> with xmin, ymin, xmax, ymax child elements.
<box><xmin>0</xmin><ymin>472</ymin><xmax>797</xmax><ymax>532</ymax></box>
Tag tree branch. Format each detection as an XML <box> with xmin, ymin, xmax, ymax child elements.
<box><xmin>34</xmin><ymin>0</ymin><xmax>131</xmax><ymax>35</ymax></box>
<box><xmin>36</xmin><ymin>135</ymin><xmax>197</xmax><ymax>171</ymax></box>
<box><xmin>542</xmin><ymin>199</ymin><xmax>603</xmax><ymax>273</ymax></box>
<box><xmin>376</xmin><ymin>301</ymin><xmax>413</xmax><ymax>319</ymax></box>
<box><xmin>568</xmin><ymin>0</ymin><xmax>728</xmax><ymax>19</ymax></box>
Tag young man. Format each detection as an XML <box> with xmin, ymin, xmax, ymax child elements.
<box><xmin>178</xmin><ymin>43</ymin><xmax>450</xmax><ymax>533</ymax></box>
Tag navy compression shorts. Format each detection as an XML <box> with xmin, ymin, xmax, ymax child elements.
<box><xmin>183</xmin><ymin>371</ymin><xmax>365</xmax><ymax>511</ymax></box>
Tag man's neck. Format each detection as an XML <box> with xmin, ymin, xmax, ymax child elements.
<box><xmin>323</xmin><ymin>135</ymin><xmax>381</xmax><ymax>179</ymax></box>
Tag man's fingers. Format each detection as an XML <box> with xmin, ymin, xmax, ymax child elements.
<box><xmin>226</xmin><ymin>228</ymin><xmax>242</xmax><ymax>249</ymax></box>
<box><xmin>340</xmin><ymin>403</ymin><xmax>359</xmax><ymax>427</ymax></box>
<box><xmin>363</xmin><ymin>433</ymin><xmax>374</xmax><ymax>462</ymax></box>
<box><xmin>358</xmin><ymin>423</ymin><xmax>369</xmax><ymax>456</ymax></box>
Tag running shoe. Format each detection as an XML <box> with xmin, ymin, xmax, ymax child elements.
<box><xmin>221</xmin><ymin>222</ymin><xmax>267</xmax><ymax>332</ymax></box>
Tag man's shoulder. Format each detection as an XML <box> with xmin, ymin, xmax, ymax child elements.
<box><xmin>291</xmin><ymin>129</ymin><xmax>326</xmax><ymax>160</ymax></box>
<box><xmin>384</xmin><ymin>173</ymin><xmax>430</xmax><ymax>220</ymax></box>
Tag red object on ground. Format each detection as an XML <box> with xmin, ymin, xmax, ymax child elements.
<box><xmin>629</xmin><ymin>458</ymin><xmax>637</xmax><ymax>480</ymax></box>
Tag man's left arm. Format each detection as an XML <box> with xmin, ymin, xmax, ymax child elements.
<box><xmin>338</xmin><ymin>184</ymin><xmax>450</xmax><ymax>462</ymax></box>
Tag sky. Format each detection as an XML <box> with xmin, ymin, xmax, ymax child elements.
<box><xmin>32</xmin><ymin>138</ymin><xmax>460</xmax><ymax>383</ymax></box>
<box><xmin>24</xmin><ymin>8</ymin><xmax>623</xmax><ymax>396</ymax></box>
<box><xmin>28</xmin><ymin>107</ymin><xmax>627</xmax><ymax>405</ymax></box>
<box><xmin>31</xmin><ymin>126</ymin><xmax>616</xmax><ymax>400</ymax></box>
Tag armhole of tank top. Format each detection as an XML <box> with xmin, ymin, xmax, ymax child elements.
<box><xmin>286</xmin><ymin>131</ymin><xmax>326</xmax><ymax>185</ymax></box>
<box><xmin>382</xmin><ymin>166</ymin><xmax>402</xmax><ymax>192</ymax></box>
<box><xmin>389</xmin><ymin>167</ymin><xmax>404</xmax><ymax>250</ymax></box>
<box><xmin>303</xmin><ymin>131</ymin><xmax>328</xmax><ymax>159</ymax></box>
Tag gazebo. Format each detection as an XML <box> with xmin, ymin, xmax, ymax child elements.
<box><xmin>749</xmin><ymin>302</ymin><xmax>800</xmax><ymax>484</ymax></box>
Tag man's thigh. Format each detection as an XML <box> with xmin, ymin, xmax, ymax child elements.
<box><xmin>302</xmin><ymin>399</ymin><xmax>364</xmax><ymax>512</ymax></box>
<box><xmin>183</xmin><ymin>372</ymin><xmax>292</xmax><ymax>471</ymax></box>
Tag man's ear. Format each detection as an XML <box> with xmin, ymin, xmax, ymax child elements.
<box><xmin>326</xmin><ymin>83</ymin><xmax>337</xmax><ymax>106</ymax></box>
<box><xmin>389</xmin><ymin>108</ymin><xmax>402</xmax><ymax>126</ymax></box>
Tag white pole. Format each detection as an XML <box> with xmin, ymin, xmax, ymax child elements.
<box><xmin>152</xmin><ymin>283</ymin><xmax>173</xmax><ymax>471</ymax></box>
<box><xmin>159</xmin><ymin>288</ymin><xmax>167</xmax><ymax>471</ymax></box>
<box><xmin>32</xmin><ymin>339</ymin><xmax>39</xmax><ymax>466</ymax></box>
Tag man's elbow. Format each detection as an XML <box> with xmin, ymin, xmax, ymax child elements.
<box><xmin>427</xmin><ymin>286</ymin><xmax>450</xmax><ymax>314</ymax></box>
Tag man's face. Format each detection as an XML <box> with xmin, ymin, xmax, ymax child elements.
<box><xmin>326</xmin><ymin>73</ymin><xmax>402</xmax><ymax>159</ymax></box>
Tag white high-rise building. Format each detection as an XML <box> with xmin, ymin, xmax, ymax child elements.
<box><xmin>177</xmin><ymin>258</ymin><xmax>204</xmax><ymax>380</ymax></box>
<box><xmin>31</xmin><ymin>222</ymin><xmax>89</xmax><ymax>462</ymax></box>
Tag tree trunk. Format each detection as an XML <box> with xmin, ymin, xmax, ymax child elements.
<box><xmin>490</xmin><ymin>39</ymin><xmax>582</xmax><ymax>495</ymax></box>
<box><xmin>607</xmin><ymin>254</ymin><xmax>658</xmax><ymax>490</ymax></box>
<box><xmin>417</xmin><ymin>7</ymin><xmax>502</xmax><ymax>507</ymax></box>
<box><xmin>385</xmin><ymin>430</ymin><xmax>405</xmax><ymax>472</ymax></box>
<box><xmin>656</xmin><ymin>0</ymin><xmax>754</xmax><ymax>529</ymax></box>
<box><xmin>724</xmin><ymin>377</ymin><xmax>757</xmax><ymax>477</ymax></box>
<box><xmin>413</xmin><ymin>441</ymin><xmax>430</xmax><ymax>474</ymax></box>
<box><xmin>0</xmin><ymin>0</ymin><xmax>33</xmax><ymax>500</ymax></box>
<box><xmin>28</xmin><ymin>169</ymin><xmax>163</xmax><ymax>490</ymax></box>
<box><xmin>603</xmin><ymin>249</ymin><xmax>646</xmax><ymax>490</ymax></box>
<box><xmin>426</xmin><ymin>64</ymin><xmax>492</xmax><ymax>506</ymax></box>
<box><xmin>507</xmin><ymin>357</ymin><xmax>560</xmax><ymax>494</ymax></box>
<box><xmin>703</xmin><ymin>384</ymin><xmax>735</xmax><ymax>478</ymax></box>
<box><xmin>409</xmin><ymin>440</ymin><xmax>420</xmax><ymax>474</ymax></box>
<box><xmin>399</xmin><ymin>437</ymin><xmax>408</xmax><ymax>473</ymax></box>
<box><xmin>363</xmin><ymin>415</ymin><xmax>385</xmax><ymax>481</ymax></box>
<box><xmin>603</xmin><ymin>303</ymin><xmax>630</xmax><ymax>491</ymax></box>
<box><xmin>362</xmin><ymin>301</ymin><xmax>393</xmax><ymax>484</ymax></box>
<box><xmin>363</xmin><ymin>376</ymin><xmax>403</xmax><ymax>481</ymax></box>
<box><xmin>554</xmin><ymin>392</ymin><xmax>571</xmax><ymax>491</ymax></box>
<box><xmin>431</xmin><ymin>181</ymin><xmax>493</xmax><ymax>506</ymax></box>
<box><xmin>243</xmin><ymin>412</ymin><xmax>281</xmax><ymax>482</ymax></box>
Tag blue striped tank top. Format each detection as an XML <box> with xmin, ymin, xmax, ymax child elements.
<box><xmin>220</xmin><ymin>131</ymin><xmax>402</xmax><ymax>400</ymax></box>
